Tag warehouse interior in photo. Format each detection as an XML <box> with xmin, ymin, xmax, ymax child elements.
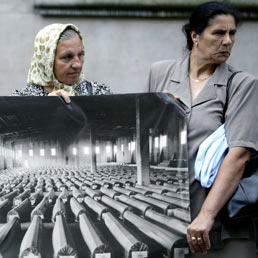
<box><xmin>0</xmin><ymin>94</ymin><xmax>190</xmax><ymax>258</ymax></box>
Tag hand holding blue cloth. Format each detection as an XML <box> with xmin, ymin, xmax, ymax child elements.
<box><xmin>195</xmin><ymin>124</ymin><xmax>228</xmax><ymax>188</ymax></box>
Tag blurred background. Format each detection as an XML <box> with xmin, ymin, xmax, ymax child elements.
<box><xmin>1</xmin><ymin>0</ymin><xmax>258</xmax><ymax>95</ymax></box>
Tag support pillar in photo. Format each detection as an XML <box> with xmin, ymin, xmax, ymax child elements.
<box><xmin>136</xmin><ymin>96</ymin><xmax>150</xmax><ymax>186</ymax></box>
<box><xmin>4</xmin><ymin>141</ymin><xmax>14</xmax><ymax>169</ymax></box>
<box><xmin>111</xmin><ymin>140</ymin><xmax>116</xmax><ymax>162</ymax></box>
<box><xmin>89</xmin><ymin>128</ymin><xmax>97</xmax><ymax>174</ymax></box>
<box><xmin>0</xmin><ymin>138</ymin><xmax>5</xmax><ymax>169</ymax></box>
<box><xmin>149</xmin><ymin>129</ymin><xmax>155</xmax><ymax>165</ymax></box>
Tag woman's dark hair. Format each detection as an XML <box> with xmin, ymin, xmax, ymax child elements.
<box><xmin>182</xmin><ymin>1</ymin><xmax>241</xmax><ymax>50</ymax></box>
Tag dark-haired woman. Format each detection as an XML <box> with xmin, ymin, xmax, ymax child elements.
<box><xmin>148</xmin><ymin>1</ymin><xmax>258</xmax><ymax>257</ymax></box>
<box><xmin>12</xmin><ymin>23</ymin><xmax>111</xmax><ymax>102</ymax></box>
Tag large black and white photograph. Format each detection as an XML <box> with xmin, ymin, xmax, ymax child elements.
<box><xmin>0</xmin><ymin>93</ymin><xmax>190</xmax><ymax>258</ymax></box>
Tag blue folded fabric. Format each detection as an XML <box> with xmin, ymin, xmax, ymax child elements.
<box><xmin>195</xmin><ymin>124</ymin><xmax>228</xmax><ymax>188</ymax></box>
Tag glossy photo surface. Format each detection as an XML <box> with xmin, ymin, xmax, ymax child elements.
<box><xmin>0</xmin><ymin>93</ymin><xmax>190</xmax><ymax>258</ymax></box>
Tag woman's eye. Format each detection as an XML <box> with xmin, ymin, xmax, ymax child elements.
<box><xmin>214</xmin><ymin>31</ymin><xmax>225</xmax><ymax>35</ymax></box>
<box><xmin>62</xmin><ymin>55</ymin><xmax>72</xmax><ymax>60</ymax></box>
<box><xmin>77</xmin><ymin>53</ymin><xmax>84</xmax><ymax>61</ymax></box>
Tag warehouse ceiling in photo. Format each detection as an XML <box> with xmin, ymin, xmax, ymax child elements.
<box><xmin>0</xmin><ymin>93</ymin><xmax>186</xmax><ymax>142</ymax></box>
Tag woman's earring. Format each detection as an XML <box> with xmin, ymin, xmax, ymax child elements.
<box><xmin>195</xmin><ymin>41</ymin><xmax>198</xmax><ymax>47</ymax></box>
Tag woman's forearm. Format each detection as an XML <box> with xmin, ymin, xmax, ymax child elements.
<box><xmin>199</xmin><ymin>146</ymin><xmax>251</xmax><ymax>219</ymax></box>
<box><xmin>186</xmin><ymin>147</ymin><xmax>251</xmax><ymax>254</ymax></box>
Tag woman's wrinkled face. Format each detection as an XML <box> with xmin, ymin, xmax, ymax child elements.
<box><xmin>193</xmin><ymin>15</ymin><xmax>237</xmax><ymax>64</ymax></box>
<box><xmin>54</xmin><ymin>35</ymin><xmax>84</xmax><ymax>85</ymax></box>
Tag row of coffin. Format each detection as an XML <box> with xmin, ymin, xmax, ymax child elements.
<box><xmin>0</xmin><ymin>165</ymin><xmax>190</xmax><ymax>258</ymax></box>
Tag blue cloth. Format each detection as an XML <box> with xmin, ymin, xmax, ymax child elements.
<box><xmin>195</xmin><ymin>124</ymin><xmax>229</xmax><ymax>188</ymax></box>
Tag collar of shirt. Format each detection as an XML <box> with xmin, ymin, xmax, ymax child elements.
<box><xmin>168</xmin><ymin>54</ymin><xmax>231</xmax><ymax>110</ymax></box>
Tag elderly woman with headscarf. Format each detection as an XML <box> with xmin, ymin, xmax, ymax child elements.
<box><xmin>12</xmin><ymin>23</ymin><xmax>111</xmax><ymax>102</ymax></box>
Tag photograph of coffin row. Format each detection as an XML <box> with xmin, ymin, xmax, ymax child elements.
<box><xmin>0</xmin><ymin>93</ymin><xmax>190</xmax><ymax>258</ymax></box>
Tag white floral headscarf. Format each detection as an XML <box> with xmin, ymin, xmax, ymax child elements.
<box><xmin>27</xmin><ymin>23</ymin><xmax>85</xmax><ymax>95</ymax></box>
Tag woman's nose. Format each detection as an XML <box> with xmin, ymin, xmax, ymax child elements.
<box><xmin>222</xmin><ymin>33</ymin><xmax>233</xmax><ymax>45</ymax></box>
<box><xmin>72</xmin><ymin>57</ymin><xmax>83</xmax><ymax>68</ymax></box>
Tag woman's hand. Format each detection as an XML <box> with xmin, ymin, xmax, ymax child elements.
<box><xmin>187</xmin><ymin>211</ymin><xmax>213</xmax><ymax>255</ymax></box>
<box><xmin>48</xmin><ymin>89</ymin><xmax>73</xmax><ymax>104</ymax></box>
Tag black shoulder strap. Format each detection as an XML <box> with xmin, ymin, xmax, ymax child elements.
<box><xmin>223</xmin><ymin>71</ymin><xmax>242</xmax><ymax>121</ymax></box>
<box><xmin>86</xmin><ymin>80</ymin><xmax>93</xmax><ymax>95</ymax></box>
